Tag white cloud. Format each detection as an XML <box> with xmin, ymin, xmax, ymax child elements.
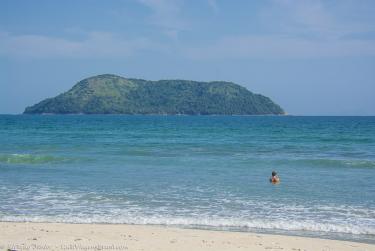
<box><xmin>136</xmin><ymin>0</ymin><xmax>187</xmax><ymax>39</ymax></box>
<box><xmin>2</xmin><ymin>1</ymin><xmax>374</xmax><ymax>60</ymax></box>
<box><xmin>0</xmin><ymin>31</ymin><xmax>164</xmax><ymax>59</ymax></box>
<box><xmin>207</xmin><ymin>0</ymin><xmax>219</xmax><ymax>14</ymax></box>
<box><xmin>184</xmin><ymin>0</ymin><xmax>375</xmax><ymax>60</ymax></box>
<box><xmin>184</xmin><ymin>35</ymin><xmax>375</xmax><ymax>60</ymax></box>
<box><xmin>268</xmin><ymin>0</ymin><xmax>334</xmax><ymax>35</ymax></box>
<box><xmin>261</xmin><ymin>0</ymin><xmax>375</xmax><ymax>39</ymax></box>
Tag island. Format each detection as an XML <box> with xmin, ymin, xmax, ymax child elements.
<box><xmin>24</xmin><ymin>74</ymin><xmax>285</xmax><ymax>115</ymax></box>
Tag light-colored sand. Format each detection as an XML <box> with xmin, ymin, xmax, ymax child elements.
<box><xmin>0</xmin><ymin>222</ymin><xmax>374</xmax><ymax>251</ymax></box>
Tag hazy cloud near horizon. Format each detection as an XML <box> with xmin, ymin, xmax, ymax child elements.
<box><xmin>0</xmin><ymin>0</ymin><xmax>374</xmax><ymax>115</ymax></box>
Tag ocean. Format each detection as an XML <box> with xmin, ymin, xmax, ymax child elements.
<box><xmin>0</xmin><ymin>115</ymin><xmax>374</xmax><ymax>243</ymax></box>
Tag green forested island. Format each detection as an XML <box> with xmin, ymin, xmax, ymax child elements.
<box><xmin>24</xmin><ymin>74</ymin><xmax>285</xmax><ymax>115</ymax></box>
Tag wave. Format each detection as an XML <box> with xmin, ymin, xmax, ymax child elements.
<box><xmin>1</xmin><ymin>215</ymin><xmax>374</xmax><ymax>237</ymax></box>
<box><xmin>1</xmin><ymin>184</ymin><xmax>374</xmax><ymax>242</ymax></box>
<box><xmin>281</xmin><ymin>158</ymin><xmax>375</xmax><ymax>168</ymax></box>
<box><xmin>0</xmin><ymin>153</ymin><xmax>69</xmax><ymax>164</ymax></box>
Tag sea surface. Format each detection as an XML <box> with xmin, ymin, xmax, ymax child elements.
<box><xmin>0</xmin><ymin>115</ymin><xmax>374</xmax><ymax>243</ymax></box>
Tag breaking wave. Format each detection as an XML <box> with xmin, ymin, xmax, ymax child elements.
<box><xmin>0</xmin><ymin>154</ymin><xmax>70</xmax><ymax>164</ymax></box>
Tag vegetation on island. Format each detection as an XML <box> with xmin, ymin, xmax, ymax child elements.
<box><xmin>24</xmin><ymin>74</ymin><xmax>285</xmax><ymax>115</ymax></box>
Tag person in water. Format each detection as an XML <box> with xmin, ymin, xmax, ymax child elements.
<box><xmin>270</xmin><ymin>171</ymin><xmax>280</xmax><ymax>183</ymax></box>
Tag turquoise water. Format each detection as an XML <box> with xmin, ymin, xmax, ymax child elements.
<box><xmin>0</xmin><ymin>115</ymin><xmax>374</xmax><ymax>243</ymax></box>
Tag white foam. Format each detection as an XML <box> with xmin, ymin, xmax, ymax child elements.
<box><xmin>1</xmin><ymin>184</ymin><xmax>375</xmax><ymax>237</ymax></box>
<box><xmin>1</xmin><ymin>215</ymin><xmax>374</xmax><ymax>236</ymax></box>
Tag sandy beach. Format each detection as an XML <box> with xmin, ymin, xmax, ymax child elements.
<box><xmin>0</xmin><ymin>222</ymin><xmax>374</xmax><ymax>251</ymax></box>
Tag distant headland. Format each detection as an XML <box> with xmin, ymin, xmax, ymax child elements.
<box><xmin>24</xmin><ymin>74</ymin><xmax>285</xmax><ymax>115</ymax></box>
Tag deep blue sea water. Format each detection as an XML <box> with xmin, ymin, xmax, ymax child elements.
<box><xmin>0</xmin><ymin>115</ymin><xmax>374</xmax><ymax>243</ymax></box>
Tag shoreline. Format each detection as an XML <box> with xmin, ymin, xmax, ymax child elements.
<box><xmin>1</xmin><ymin>220</ymin><xmax>373</xmax><ymax>244</ymax></box>
<box><xmin>1</xmin><ymin>222</ymin><xmax>374</xmax><ymax>251</ymax></box>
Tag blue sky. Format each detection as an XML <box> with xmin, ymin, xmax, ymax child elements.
<box><xmin>1</xmin><ymin>0</ymin><xmax>374</xmax><ymax>115</ymax></box>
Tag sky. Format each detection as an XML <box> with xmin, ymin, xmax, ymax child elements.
<box><xmin>0</xmin><ymin>0</ymin><xmax>375</xmax><ymax>115</ymax></box>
